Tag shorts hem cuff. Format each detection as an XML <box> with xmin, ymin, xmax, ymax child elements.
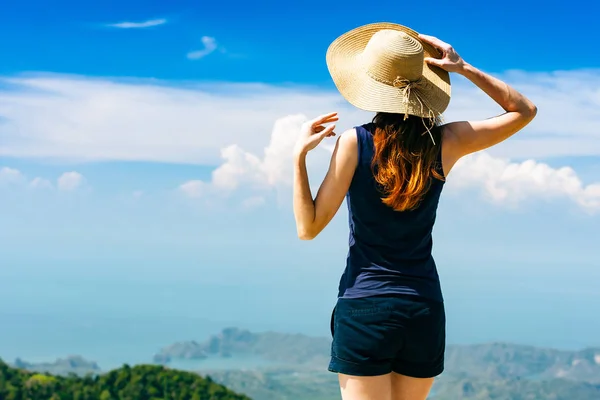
<box><xmin>328</xmin><ymin>356</ymin><xmax>392</xmax><ymax>377</ymax></box>
<box><xmin>392</xmin><ymin>365</ymin><xmax>444</xmax><ymax>379</ymax></box>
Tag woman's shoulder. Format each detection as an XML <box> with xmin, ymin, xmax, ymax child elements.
<box><xmin>349</xmin><ymin>123</ymin><xmax>375</xmax><ymax>145</ymax></box>
<box><xmin>338</xmin><ymin>127</ymin><xmax>359</xmax><ymax>145</ymax></box>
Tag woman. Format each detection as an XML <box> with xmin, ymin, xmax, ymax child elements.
<box><xmin>292</xmin><ymin>23</ymin><xmax>536</xmax><ymax>400</ymax></box>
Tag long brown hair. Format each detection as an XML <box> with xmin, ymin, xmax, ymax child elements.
<box><xmin>371</xmin><ymin>112</ymin><xmax>444</xmax><ymax>212</ymax></box>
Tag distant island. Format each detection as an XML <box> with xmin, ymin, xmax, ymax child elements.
<box><xmin>153</xmin><ymin>327</ymin><xmax>330</xmax><ymax>365</ymax></box>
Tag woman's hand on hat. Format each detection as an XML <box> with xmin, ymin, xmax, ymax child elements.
<box><xmin>294</xmin><ymin>112</ymin><xmax>339</xmax><ymax>157</ymax></box>
<box><xmin>418</xmin><ymin>34</ymin><xmax>466</xmax><ymax>74</ymax></box>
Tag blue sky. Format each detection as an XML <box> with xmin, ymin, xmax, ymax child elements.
<box><xmin>2</xmin><ymin>0</ymin><xmax>600</xmax><ymax>82</ymax></box>
<box><xmin>1</xmin><ymin>0</ymin><xmax>600</xmax><ymax>362</ymax></box>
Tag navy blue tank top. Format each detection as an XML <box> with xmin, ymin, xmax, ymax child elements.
<box><xmin>338</xmin><ymin>123</ymin><xmax>445</xmax><ymax>302</ymax></box>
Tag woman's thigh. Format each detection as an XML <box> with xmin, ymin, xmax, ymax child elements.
<box><xmin>339</xmin><ymin>373</ymin><xmax>392</xmax><ymax>400</ymax></box>
<box><xmin>391</xmin><ymin>372</ymin><xmax>434</xmax><ymax>400</ymax></box>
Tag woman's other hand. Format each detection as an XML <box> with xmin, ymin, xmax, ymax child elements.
<box><xmin>418</xmin><ymin>34</ymin><xmax>466</xmax><ymax>74</ymax></box>
<box><xmin>294</xmin><ymin>112</ymin><xmax>339</xmax><ymax>157</ymax></box>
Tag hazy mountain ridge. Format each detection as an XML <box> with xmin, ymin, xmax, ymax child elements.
<box><xmin>445</xmin><ymin>342</ymin><xmax>600</xmax><ymax>382</ymax></box>
<box><xmin>156</xmin><ymin>328</ymin><xmax>600</xmax><ymax>383</ymax></box>
<box><xmin>201</xmin><ymin>369</ymin><xmax>600</xmax><ymax>400</ymax></box>
<box><xmin>11</xmin><ymin>355</ymin><xmax>101</xmax><ymax>376</ymax></box>
<box><xmin>431</xmin><ymin>377</ymin><xmax>600</xmax><ymax>400</ymax></box>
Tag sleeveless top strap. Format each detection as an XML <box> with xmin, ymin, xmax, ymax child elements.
<box><xmin>434</xmin><ymin>126</ymin><xmax>445</xmax><ymax>179</ymax></box>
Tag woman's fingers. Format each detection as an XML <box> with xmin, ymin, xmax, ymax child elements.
<box><xmin>315</xmin><ymin>124</ymin><xmax>336</xmax><ymax>131</ymax></box>
<box><xmin>418</xmin><ymin>34</ymin><xmax>450</xmax><ymax>53</ymax></box>
<box><xmin>310</xmin><ymin>112</ymin><xmax>339</xmax><ymax>127</ymax></box>
<box><xmin>319</xmin><ymin>124</ymin><xmax>336</xmax><ymax>138</ymax></box>
<box><xmin>424</xmin><ymin>57</ymin><xmax>445</xmax><ymax>68</ymax></box>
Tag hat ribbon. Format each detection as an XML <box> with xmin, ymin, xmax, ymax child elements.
<box><xmin>392</xmin><ymin>76</ymin><xmax>439</xmax><ymax>145</ymax></box>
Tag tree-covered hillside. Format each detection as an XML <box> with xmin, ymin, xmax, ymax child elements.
<box><xmin>0</xmin><ymin>360</ymin><xmax>251</xmax><ymax>400</ymax></box>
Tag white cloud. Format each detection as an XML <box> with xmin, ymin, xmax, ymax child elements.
<box><xmin>448</xmin><ymin>153</ymin><xmax>600</xmax><ymax>213</ymax></box>
<box><xmin>0</xmin><ymin>74</ymin><xmax>361</xmax><ymax>165</ymax></box>
<box><xmin>187</xmin><ymin>36</ymin><xmax>218</xmax><ymax>60</ymax></box>
<box><xmin>212</xmin><ymin>114</ymin><xmax>307</xmax><ymax>190</ymax></box>
<box><xmin>0</xmin><ymin>167</ymin><xmax>24</xmax><ymax>184</ymax></box>
<box><xmin>1</xmin><ymin>167</ymin><xmax>84</xmax><ymax>192</ymax></box>
<box><xmin>2</xmin><ymin>71</ymin><xmax>600</xmax><ymax>212</ymax></box>
<box><xmin>180</xmin><ymin>114</ymin><xmax>600</xmax><ymax>214</ymax></box>
<box><xmin>1</xmin><ymin>71</ymin><xmax>599</xmax><ymax>166</ymax></box>
<box><xmin>107</xmin><ymin>19</ymin><xmax>167</xmax><ymax>29</ymax></box>
<box><xmin>179</xmin><ymin>114</ymin><xmax>331</xmax><ymax>202</ymax></box>
<box><xmin>241</xmin><ymin>196</ymin><xmax>266</xmax><ymax>209</ymax></box>
<box><xmin>57</xmin><ymin>171</ymin><xmax>84</xmax><ymax>191</ymax></box>
<box><xmin>443</xmin><ymin>71</ymin><xmax>600</xmax><ymax>159</ymax></box>
<box><xmin>29</xmin><ymin>177</ymin><xmax>53</xmax><ymax>189</ymax></box>
<box><xmin>179</xmin><ymin>180</ymin><xmax>206</xmax><ymax>198</ymax></box>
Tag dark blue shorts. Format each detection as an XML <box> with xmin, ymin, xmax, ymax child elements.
<box><xmin>328</xmin><ymin>295</ymin><xmax>445</xmax><ymax>378</ymax></box>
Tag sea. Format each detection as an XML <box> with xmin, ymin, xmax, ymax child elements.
<box><xmin>2</xmin><ymin>263</ymin><xmax>600</xmax><ymax>372</ymax></box>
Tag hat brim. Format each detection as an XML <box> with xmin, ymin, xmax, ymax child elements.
<box><xmin>326</xmin><ymin>22</ymin><xmax>451</xmax><ymax>117</ymax></box>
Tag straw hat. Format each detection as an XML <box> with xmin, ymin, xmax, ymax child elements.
<box><xmin>326</xmin><ymin>22</ymin><xmax>451</xmax><ymax>119</ymax></box>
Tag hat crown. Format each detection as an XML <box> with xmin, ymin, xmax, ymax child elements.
<box><xmin>361</xmin><ymin>30</ymin><xmax>424</xmax><ymax>83</ymax></box>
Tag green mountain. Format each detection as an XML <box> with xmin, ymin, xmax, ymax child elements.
<box><xmin>0</xmin><ymin>359</ymin><xmax>251</xmax><ymax>400</ymax></box>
